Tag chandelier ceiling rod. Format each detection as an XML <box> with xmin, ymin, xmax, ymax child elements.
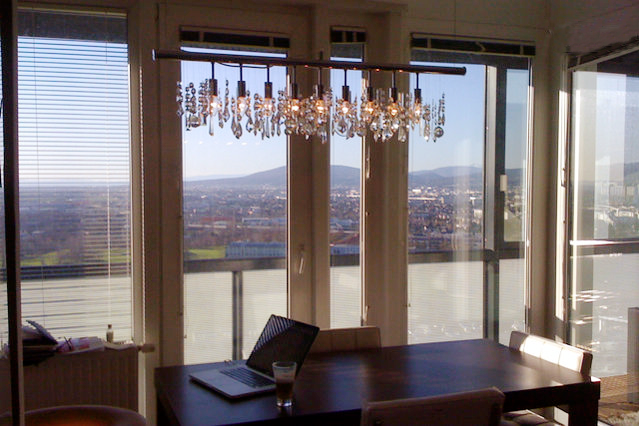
<box><xmin>153</xmin><ymin>49</ymin><xmax>467</xmax><ymax>76</ymax></box>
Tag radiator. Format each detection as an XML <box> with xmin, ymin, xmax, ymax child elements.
<box><xmin>0</xmin><ymin>347</ymin><xmax>138</xmax><ymax>413</ymax></box>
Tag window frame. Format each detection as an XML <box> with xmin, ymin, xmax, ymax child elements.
<box><xmin>408</xmin><ymin>46</ymin><xmax>533</xmax><ymax>344</ymax></box>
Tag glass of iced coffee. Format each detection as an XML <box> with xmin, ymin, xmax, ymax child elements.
<box><xmin>272</xmin><ymin>361</ymin><xmax>296</xmax><ymax>407</ymax></box>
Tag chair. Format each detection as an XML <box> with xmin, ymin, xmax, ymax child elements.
<box><xmin>308</xmin><ymin>326</ymin><xmax>381</xmax><ymax>354</ymax></box>
<box><xmin>0</xmin><ymin>405</ymin><xmax>146</xmax><ymax>426</ymax></box>
<box><xmin>360</xmin><ymin>387</ymin><xmax>505</xmax><ymax>426</ymax></box>
<box><xmin>502</xmin><ymin>331</ymin><xmax>593</xmax><ymax>426</ymax></box>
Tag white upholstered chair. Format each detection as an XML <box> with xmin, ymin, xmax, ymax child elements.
<box><xmin>360</xmin><ymin>387</ymin><xmax>505</xmax><ymax>426</ymax></box>
<box><xmin>308</xmin><ymin>326</ymin><xmax>381</xmax><ymax>354</ymax></box>
<box><xmin>502</xmin><ymin>331</ymin><xmax>593</xmax><ymax>426</ymax></box>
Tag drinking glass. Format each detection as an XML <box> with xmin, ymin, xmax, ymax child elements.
<box><xmin>272</xmin><ymin>361</ymin><xmax>296</xmax><ymax>407</ymax></box>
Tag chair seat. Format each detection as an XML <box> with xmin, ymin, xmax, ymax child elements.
<box><xmin>502</xmin><ymin>409</ymin><xmax>561</xmax><ymax>426</ymax></box>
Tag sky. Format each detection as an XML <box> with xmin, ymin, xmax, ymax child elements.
<box><xmin>180</xmin><ymin>50</ymin><xmax>530</xmax><ymax>179</ymax></box>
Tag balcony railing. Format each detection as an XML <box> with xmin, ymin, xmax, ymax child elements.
<box><xmin>1</xmin><ymin>247</ymin><xmax>525</xmax><ymax>359</ymax></box>
<box><xmin>183</xmin><ymin>248</ymin><xmax>524</xmax><ymax>359</ymax></box>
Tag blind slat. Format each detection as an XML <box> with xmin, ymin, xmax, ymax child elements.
<box><xmin>0</xmin><ymin>10</ymin><xmax>133</xmax><ymax>342</ymax></box>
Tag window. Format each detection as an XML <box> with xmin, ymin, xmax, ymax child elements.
<box><xmin>329</xmin><ymin>41</ymin><xmax>364</xmax><ymax>328</ymax></box>
<box><xmin>180</xmin><ymin>45</ymin><xmax>288</xmax><ymax>363</ymax></box>
<box><xmin>0</xmin><ymin>9</ymin><xmax>132</xmax><ymax>341</ymax></box>
<box><xmin>407</xmin><ymin>40</ymin><xmax>532</xmax><ymax>345</ymax></box>
<box><xmin>567</xmin><ymin>47</ymin><xmax>639</xmax><ymax>385</ymax></box>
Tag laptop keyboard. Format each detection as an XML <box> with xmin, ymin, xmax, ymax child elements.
<box><xmin>221</xmin><ymin>367</ymin><xmax>273</xmax><ymax>388</ymax></box>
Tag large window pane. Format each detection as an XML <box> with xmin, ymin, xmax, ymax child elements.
<box><xmin>504</xmin><ymin>69</ymin><xmax>529</xmax><ymax>243</ymax></box>
<box><xmin>409</xmin><ymin>261</ymin><xmax>483</xmax><ymax>341</ymax></box>
<box><xmin>572</xmin><ymin>68</ymin><xmax>639</xmax><ymax>242</ymax></box>
<box><xmin>0</xmin><ymin>10</ymin><xmax>132</xmax><ymax>342</ymax></box>
<box><xmin>181</xmin><ymin>49</ymin><xmax>288</xmax><ymax>363</ymax></box>
<box><xmin>499</xmin><ymin>68</ymin><xmax>530</xmax><ymax>343</ymax></box>
<box><xmin>407</xmin><ymin>62</ymin><xmax>485</xmax><ymax>344</ymax></box>
<box><xmin>499</xmin><ymin>258</ymin><xmax>526</xmax><ymax>343</ymax></box>
<box><xmin>569</xmin><ymin>49</ymin><xmax>639</xmax><ymax>423</ymax></box>
<box><xmin>330</xmin><ymin>46</ymin><xmax>363</xmax><ymax>328</ymax></box>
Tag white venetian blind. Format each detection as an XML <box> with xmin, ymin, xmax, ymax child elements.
<box><xmin>2</xmin><ymin>9</ymin><xmax>133</xmax><ymax>341</ymax></box>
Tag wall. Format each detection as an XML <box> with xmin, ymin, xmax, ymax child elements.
<box><xmin>551</xmin><ymin>0</ymin><xmax>639</xmax><ymax>53</ymax></box>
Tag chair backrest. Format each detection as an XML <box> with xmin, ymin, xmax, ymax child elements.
<box><xmin>360</xmin><ymin>387</ymin><xmax>505</xmax><ymax>426</ymax></box>
<box><xmin>308</xmin><ymin>326</ymin><xmax>381</xmax><ymax>354</ymax></box>
<box><xmin>0</xmin><ymin>405</ymin><xmax>146</xmax><ymax>426</ymax></box>
<box><xmin>509</xmin><ymin>330</ymin><xmax>593</xmax><ymax>375</ymax></box>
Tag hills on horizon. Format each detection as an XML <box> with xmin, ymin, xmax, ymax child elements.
<box><xmin>185</xmin><ymin>165</ymin><xmax>525</xmax><ymax>188</ymax></box>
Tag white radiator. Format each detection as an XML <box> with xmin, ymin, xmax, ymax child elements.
<box><xmin>0</xmin><ymin>347</ymin><xmax>138</xmax><ymax>413</ymax></box>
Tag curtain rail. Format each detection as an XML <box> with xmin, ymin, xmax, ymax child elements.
<box><xmin>152</xmin><ymin>49</ymin><xmax>467</xmax><ymax>76</ymax></box>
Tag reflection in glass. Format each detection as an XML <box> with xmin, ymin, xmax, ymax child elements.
<box><xmin>504</xmin><ymin>69</ymin><xmax>529</xmax><ymax>243</ymax></box>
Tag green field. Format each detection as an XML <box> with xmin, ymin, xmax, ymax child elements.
<box><xmin>186</xmin><ymin>246</ymin><xmax>226</xmax><ymax>260</ymax></box>
<box><xmin>16</xmin><ymin>246</ymin><xmax>224</xmax><ymax>267</ymax></box>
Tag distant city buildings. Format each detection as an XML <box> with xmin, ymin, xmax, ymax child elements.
<box><xmin>13</xmin><ymin>169</ymin><xmax>639</xmax><ymax>267</ymax></box>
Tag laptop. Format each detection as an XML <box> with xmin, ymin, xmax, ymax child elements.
<box><xmin>189</xmin><ymin>314</ymin><xmax>319</xmax><ymax>399</ymax></box>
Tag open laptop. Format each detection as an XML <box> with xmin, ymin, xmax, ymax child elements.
<box><xmin>189</xmin><ymin>314</ymin><xmax>319</xmax><ymax>399</ymax></box>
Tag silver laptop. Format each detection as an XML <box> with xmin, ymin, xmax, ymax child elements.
<box><xmin>189</xmin><ymin>314</ymin><xmax>319</xmax><ymax>399</ymax></box>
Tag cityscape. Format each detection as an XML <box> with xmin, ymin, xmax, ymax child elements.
<box><xmin>2</xmin><ymin>164</ymin><xmax>639</xmax><ymax>268</ymax></box>
<box><xmin>183</xmin><ymin>164</ymin><xmax>512</xmax><ymax>260</ymax></box>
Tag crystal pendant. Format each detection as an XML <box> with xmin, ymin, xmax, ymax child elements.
<box><xmin>176</xmin><ymin>82</ymin><xmax>184</xmax><ymax>117</ymax></box>
<box><xmin>222</xmin><ymin>81</ymin><xmax>231</xmax><ymax>123</ymax></box>
<box><xmin>246</xmin><ymin>114</ymin><xmax>254</xmax><ymax>134</ymax></box>
<box><xmin>199</xmin><ymin>81</ymin><xmax>209</xmax><ymax>125</ymax></box>
<box><xmin>398</xmin><ymin>124</ymin><xmax>407</xmax><ymax>143</ymax></box>
<box><xmin>231</xmin><ymin>115</ymin><xmax>242</xmax><ymax>138</ymax></box>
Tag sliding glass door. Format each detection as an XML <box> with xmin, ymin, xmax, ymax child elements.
<box><xmin>567</xmin><ymin>47</ymin><xmax>639</xmax><ymax>422</ymax></box>
<box><xmin>408</xmin><ymin>43</ymin><xmax>531</xmax><ymax>345</ymax></box>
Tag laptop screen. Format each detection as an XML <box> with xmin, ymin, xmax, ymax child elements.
<box><xmin>246</xmin><ymin>315</ymin><xmax>319</xmax><ymax>377</ymax></box>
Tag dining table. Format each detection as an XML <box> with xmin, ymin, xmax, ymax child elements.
<box><xmin>154</xmin><ymin>338</ymin><xmax>600</xmax><ymax>425</ymax></box>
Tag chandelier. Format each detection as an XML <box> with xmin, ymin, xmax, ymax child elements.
<box><xmin>157</xmin><ymin>50</ymin><xmax>465</xmax><ymax>143</ymax></box>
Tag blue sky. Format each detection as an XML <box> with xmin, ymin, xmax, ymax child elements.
<box><xmin>181</xmin><ymin>53</ymin><xmax>529</xmax><ymax>178</ymax></box>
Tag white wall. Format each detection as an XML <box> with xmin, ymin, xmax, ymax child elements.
<box><xmin>551</xmin><ymin>0</ymin><xmax>639</xmax><ymax>53</ymax></box>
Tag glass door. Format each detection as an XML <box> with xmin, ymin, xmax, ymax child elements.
<box><xmin>407</xmin><ymin>48</ymin><xmax>531</xmax><ymax>345</ymax></box>
<box><xmin>567</xmin><ymin>47</ymin><xmax>639</xmax><ymax>423</ymax></box>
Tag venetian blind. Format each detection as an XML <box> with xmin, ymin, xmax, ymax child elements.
<box><xmin>8</xmin><ymin>9</ymin><xmax>132</xmax><ymax>341</ymax></box>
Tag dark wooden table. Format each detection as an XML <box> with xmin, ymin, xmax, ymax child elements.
<box><xmin>155</xmin><ymin>339</ymin><xmax>600</xmax><ymax>426</ymax></box>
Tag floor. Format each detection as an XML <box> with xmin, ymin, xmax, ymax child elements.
<box><xmin>598</xmin><ymin>374</ymin><xmax>639</xmax><ymax>426</ymax></box>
